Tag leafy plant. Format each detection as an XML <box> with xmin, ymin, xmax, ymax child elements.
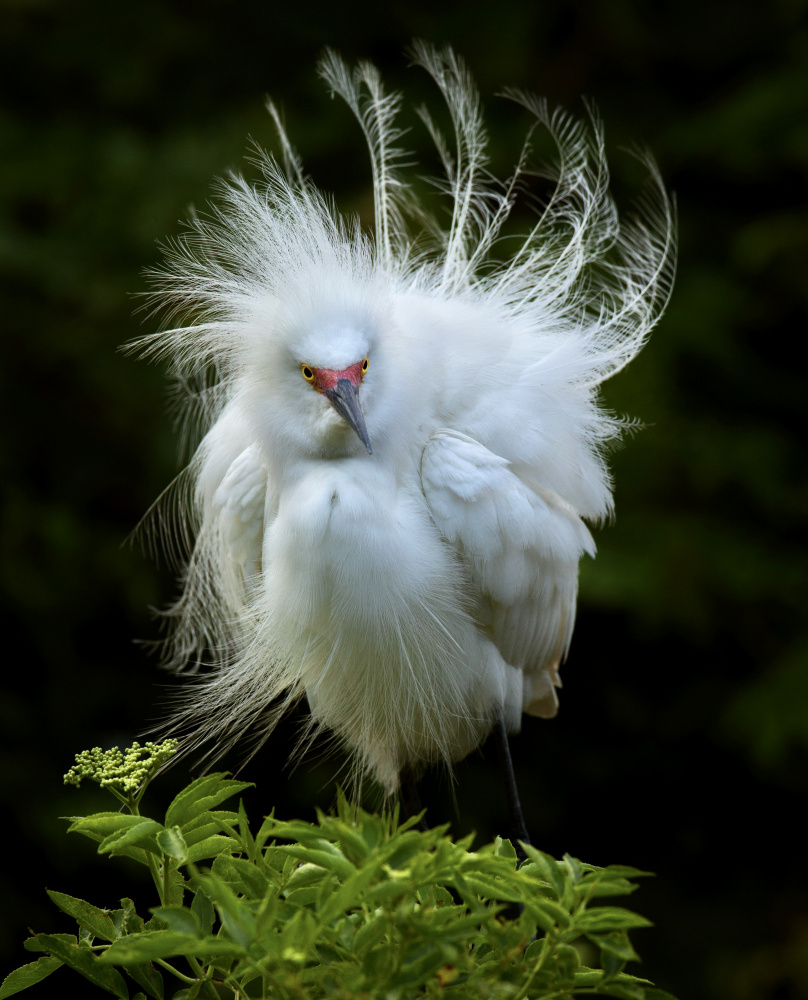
<box><xmin>1</xmin><ymin>742</ymin><xmax>676</xmax><ymax>999</ymax></box>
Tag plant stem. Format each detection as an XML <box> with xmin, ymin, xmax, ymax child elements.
<box><xmin>156</xmin><ymin>957</ymin><xmax>220</xmax><ymax>1000</ymax></box>
<box><xmin>512</xmin><ymin>935</ymin><xmax>551</xmax><ymax>1000</ymax></box>
<box><xmin>105</xmin><ymin>788</ymin><xmax>132</xmax><ymax>810</ymax></box>
<box><xmin>155</xmin><ymin>959</ymin><xmax>197</xmax><ymax>984</ymax></box>
<box><xmin>146</xmin><ymin>853</ymin><xmax>165</xmax><ymax>906</ymax></box>
<box><xmin>187</xmin><ymin>956</ymin><xmax>220</xmax><ymax>1000</ymax></box>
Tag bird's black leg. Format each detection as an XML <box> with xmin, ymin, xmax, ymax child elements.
<box><xmin>399</xmin><ymin>765</ymin><xmax>429</xmax><ymax>831</ymax></box>
<box><xmin>493</xmin><ymin>710</ymin><xmax>531</xmax><ymax>858</ymax></box>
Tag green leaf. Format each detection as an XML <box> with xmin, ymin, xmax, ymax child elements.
<box><xmin>329</xmin><ymin>821</ymin><xmax>371</xmax><ymax>864</ymax></box>
<box><xmin>65</xmin><ymin>813</ymin><xmax>143</xmax><ymax>838</ymax></box>
<box><xmin>181</xmin><ymin>811</ymin><xmax>239</xmax><ymax>846</ymax></box>
<box><xmin>524</xmin><ymin>906</ymin><xmax>556</xmax><ymax>934</ymax></box>
<box><xmin>381</xmin><ymin>830</ymin><xmax>431</xmax><ymax>870</ymax></box>
<box><xmin>254</xmin><ymin>813</ymin><xmax>279</xmax><ymax>854</ymax></box>
<box><xmin>319</xmin><ymin>865</ymin><xmax>385</xmax><ymax>923</ymax></box>
<box><xmin>575</xmin><ymin>907</ymin><xmax>653</xmax><ymax>932</ymax></box>
<box><xmin>521</xmin><ymin>845</ymin><xmax>567</xmax><ymax>899</ymax></box>
<box><xmin>235</xmin><ymin>799</ymin><xmax>257</xmax><ymax>860</ymax></box>
<box><xmin>364</xmin><ymin>878</ymin><xmax>413</xmax><ymax>907</ymax></box>
<box><xmin>157</xmin><ymin>827</ymin><xmax>188</xmax><ymax>862</ymax></box>
<box><xmin>120</xmin><ymin>898</ymin><xmax>145</xmax><ymax>935</ymax></box>
<box><xmin>589</xmin><ymin>930</ymin><xmax>641</xmax><ymax>962</ymax></box>
<box><xmin>253</xmin><ymin>893</ymin><xmax>282</xmax><ymax>939</ymax></box>
<box><xmin>151</xmin><ymin>906</ymin><xmax>202</xmax><ymax>937</ymax></box>
<box><xmin>578</xmin><ymin>875</ymin><xmax>639</xmax><ymax>898</ymax></box>
<box><xmin>554</xmin><ymin>943</ymin><xmax>579</xmax><ymax>984</ymax></box>
<box><xmin>210</xmin><ymin>855</ymin><xmax>269</xmax><ymax>897</ymax></box>
<box><xmin>185</xmin><ymin>835</ymin><xmax>239</xmax><ymax>864</ymax></box>
<box><xmin>597</xmin><ymin>865</ymin><xmax>654</xmax><ymax>879</ymax></box>
<box><xmin>190</xmin><ymin>889</ymin><xmax>215</xmax><ymax>936</ymax></box>
<box><xmin>284</xmin><ymin>887</ymin><xmax>320</xmax><ymax>907</ymax></box>
<box><xmin>24</xmin><ymin>933</ymin><xmax>76</xmax><ymax>953</ymax></box>
<box><xmin>573</xmin><ymin>969</ymin><xmax>604</xmax><ymax>987</ymax></box>
<box><xmin>284</xmin><ymin>862</ymin><xmax>328</xmax><ymax>892</ymax></box>
<box><xmin>164</xmin><ymin>774</ymin><xmax>253</xmax><ymax>830</ymax></box>
<box><xmin>277</xmin><ymin>907</ymin><xmax>318</xmax><ymax>962</ymax></box>
<box><xmin>100</xmin><ymin>931</ymin><xmax>245</xmax><ymax>964</ymax></box>
<box><xmin>121</xmin><ymin>963</ymin><xmax>164</xmax><ymax>1000</ymax></box>
<box><xmin>460</xmin><ymin>873</ymin><xmax>521</xmax><ymax>903</ymax></box>
<box><xmin>524</xmin><ymin>937</ymin><xmax>547</xmax><ymax>962</ymax></box>
<box><xmin>170</xmin><ymin>987</ymin><xmax>203</xmax><ymax>1000</ymax></box>
<box><xmin>317</xmin><ymin>872</ymin><xmax>341</xmax><ymax>913</ymax></box>
<box><xmin>197</xmin><ymin>874</ymin><xmax>255</xmax><ymax>946</ymax></box>
<box><xmin>63</xmin><ymin>816</ymin><xmax>153</xmax><ymax>866</ymax></box>
<box><xmin>524</xmin><ymin>896</ymin><xmax>572</xmax><ymax>930</ymax></box>
<box><xmin>30</xmin><ymin>934</ymin><xmax>129</xmax><ymax>998</ymax></box>
<box><xmin>47</xmin><ymin>890</ymin><xmax>119</xmax><ymax>941</ymax></box>
<box><xmin>0</xmin><ymin>957</ymin><xmax>63</xmax><ymax>999</ymax></box>
<box><xmin>396</xmin><ymin>942</ymin><xmax>456</xmax><ymax>988</ymax></box>
<box><xmin>274</xmin><ymin>841</ymin><xmax>355</xmax><ymax>880</ymax></box>
<box><xmin>592</xmin><ymin>980</ymin><xmax>646</xmax><ymax>1000</ymax></box>
<box><xmin>493</xmin><ymin>837</ymin><xmax>518</xmax><ymax>862</ymax></box>
<box><xmin>563</xmin><ymin>853</ymin><xmax>583</xmax><ymax>883</ymax></box>
<box><xmin>361</xmin><ymin>944</ymin><xmax>391</xmax><ymax>985</ymax></box>
<box><xmin>602</xmin><ymin>951</ymin><xmax>628</xmax><ymax>981</ymax></box>
<box><xmin>98</xmin><ymin>819</ymin><xmax>165</xmax><ymax>856</ymax></box>
<box><xmin>417</xmin><ymin>884</ymin><xmax>454</xmax><ymax>907</ymax></box>
<box><xmin>164</xmin><ymin>868</ymin><xmax>187</xmax><ymax>908</ymax></box>
<box><xmin>264</xmin><ymin>818</ymin><xmax>327</xmax><ymax>844</ymax></box>
<box><xmin>353</xmin><ymin>911</ymin><xmax>390</xmax><ymax>953</ymax></box>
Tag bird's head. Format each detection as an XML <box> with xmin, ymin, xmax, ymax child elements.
<box><xmin>243</xmin><ymin>295</ymin><xmax>386</xmax><ymax>462</ymax></box>
<box><xmin>298</xmin><ymin>354</ymin><xmax>372</xmax><ymax>454</ymax></box>
<box><xmin>288</xmin><ymin>312</ymin><xmax>378</xmax><ymax>457</ymax></box>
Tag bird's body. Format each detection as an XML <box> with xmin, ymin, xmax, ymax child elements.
<box><xmin>138</xmin><ymin>46</ymin><xmax>674</xmax><ymax>795</ymax></box>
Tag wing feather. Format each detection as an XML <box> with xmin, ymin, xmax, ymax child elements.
<box><xmin>421</xmin><ymin>429</ymin><xmax>595</xmax><ymax>717</ymax></box>
<box><xmin>211</xmin><ymin>444</ymin><xmax>267</xmax><ymax>582</ymax></box>
<box><xmin>170</xmin><ymin>404</ymin><xmax>269</xmax><ymax>665</ymax></box>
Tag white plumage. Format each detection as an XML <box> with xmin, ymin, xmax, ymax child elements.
<box><xmin>135</xmin><ymin>44</ymin><xmax>674</xmax><ymax>795</ymax></box>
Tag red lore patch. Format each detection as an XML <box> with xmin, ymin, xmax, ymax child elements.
<box><xmin>313</xmin><ymin>359</ymin><xmax>365</xmax><ymax>392</ymax></box>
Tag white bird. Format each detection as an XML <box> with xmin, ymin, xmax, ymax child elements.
<box><xmin>135</xmin><ymin>44</ymin><xmax>674</xmax><ymax>802</ymax></box>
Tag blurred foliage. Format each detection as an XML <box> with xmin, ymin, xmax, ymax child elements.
<box><xmin>1</xmin><ymin>1</ymin><xmax>806</xmax><ymax>998</ymax></box>
<box><xmin>2</xmin><ymin>746</ymin><xmax>675</xmax><ymax>1000</ymax></box>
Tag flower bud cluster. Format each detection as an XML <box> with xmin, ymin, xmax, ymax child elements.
<box><xmin>63</xmin><ymin>739</ymin><xmax>179</xmax><ymax>793</ymax></box>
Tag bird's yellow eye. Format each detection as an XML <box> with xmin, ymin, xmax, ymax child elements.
<box><xmin>301</xmin><ymin>364</ymin><xmax>315</xmax><ymax>383</ymax></box>
<box><xmin>361</xmin><ymin>357</ymin><xmax>369</xmax><ymax>374</ymax></box>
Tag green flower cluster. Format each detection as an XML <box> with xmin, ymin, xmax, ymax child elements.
<box><xmin>63</xmin><ymin>740</ymin><xmax>179</xmax><ymax>795</ymax></box>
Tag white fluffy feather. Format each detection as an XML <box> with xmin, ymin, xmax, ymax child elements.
<box><xmin>133</xmin><ymin>45</ymin><xmax>675</xmax><ymax>794</ymax></box>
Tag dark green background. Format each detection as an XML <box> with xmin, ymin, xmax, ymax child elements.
<box><xmin>1</xmin><ymin>2</ymin><xmax>806</xmax><ymax>998</ymax></box>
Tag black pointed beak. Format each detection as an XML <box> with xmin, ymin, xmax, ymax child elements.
<box><xmin>324</xmin><ymin>378</ymin><xmax>372</xmax><ymax>454</ymax></box>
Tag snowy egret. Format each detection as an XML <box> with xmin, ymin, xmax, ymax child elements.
<box><xmin>135</xmin><ymin>44</ymin><xmax>674</xmax><ymax>812</ymax></box>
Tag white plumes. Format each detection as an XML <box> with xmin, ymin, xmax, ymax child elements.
<box><xmin>133</xmin><ymin>44</ymin><xmax>675</xmax><ymax>795</ymax></box>
<box><xmin>318</xmin><ymin>51</ymin><xmax>412</xmax><ymax>267</ymax></box>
